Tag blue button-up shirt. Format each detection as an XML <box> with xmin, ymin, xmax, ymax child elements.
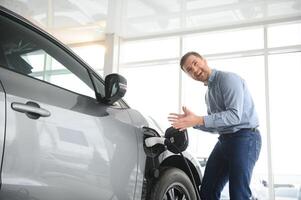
<box><xmin>194</xmin><ymin>69</ymin><xmax>259</xmax><ymax>134</ymax></box>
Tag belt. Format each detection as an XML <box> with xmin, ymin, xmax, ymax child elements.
<box><xmin>240</xmin><ymin>128</ymin><xmax>258</xmax><ymax>132</ymax></box>
<box><xmin>219</xmin><ymin>128</ymin><xmax>258</xmax><ymax>139</ymax></box>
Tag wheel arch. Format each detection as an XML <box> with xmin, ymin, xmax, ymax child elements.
<box><xmin>160</xmin><ymin>155</ymin><xmax>202</xmax><ymax>187</ymax></box>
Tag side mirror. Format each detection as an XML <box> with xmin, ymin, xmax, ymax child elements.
<box><xmin>103</xmin><ymin>73</ymin><xmax>127</xmax><ymax>104</ymax></box>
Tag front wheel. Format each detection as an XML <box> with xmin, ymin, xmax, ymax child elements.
<box><xmin>150</xmin><ymin>167</ymin><xmax>197</xmax><ymax>200</ymax></box>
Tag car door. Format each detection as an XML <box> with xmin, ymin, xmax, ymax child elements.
<box><xmin>0</xmin><ymin>80</ymin><xmax>5</xmax><ymax>172</ymax></box>
<box><xmin>0</xmin><ymin>10</ymin><xmax>138</xmax><ymax>200</ymax></box>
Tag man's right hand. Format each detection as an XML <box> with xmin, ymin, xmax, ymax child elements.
<box><xmin>168</xmin><ymin>106</ymin><xmax>204</xmax><ymax>131</ymax></box>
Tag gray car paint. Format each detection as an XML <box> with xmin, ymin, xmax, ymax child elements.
<box><xmin>124</xmin><ymin>109</ymin><xmax>149</xmax><ymax>200</ymax></box>
<box><xmin>0</xmin><ymin>67</ymin><xmax>140</xmax><ymax>200</ymax></box>
<box><xmin>0</xmin><ymin>5</ymin><xmax>202</xmax><ymax>200</ymax></box>
<box><xmin>0</xmin><ymin>81</ymin><xmax>5</xmax><ymax>171</ymax></box>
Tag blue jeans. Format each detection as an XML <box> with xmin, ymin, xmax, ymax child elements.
<box><xmin>200</xmin><ymin>129</ymin><xmax>262</xmax><ymax>200</ymax></box>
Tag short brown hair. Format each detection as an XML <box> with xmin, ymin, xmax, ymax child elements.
<box><xmin>180</xmin><ymin>51</ymin><xmax>203</xmax><ymax>70</ymax></box>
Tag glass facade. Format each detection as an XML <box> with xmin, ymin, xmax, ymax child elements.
<box><xmin>119</xmin><ymin>21</ymin><xmax>301</xmax><ymax>199</ymax></box>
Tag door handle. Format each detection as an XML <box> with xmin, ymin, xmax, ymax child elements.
<box><xmin>11</xmin><ymin>101</ymin><xmax>51</xmax><ymax>119</ymax></box>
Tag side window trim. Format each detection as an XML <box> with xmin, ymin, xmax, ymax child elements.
<box><xmin>90</xmin><ymin>71</ymin><xmax>105</xmax><ymax>101</ymax></box>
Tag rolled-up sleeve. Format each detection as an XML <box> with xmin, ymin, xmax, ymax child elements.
<box><xmin>204</xmin><ymin>74</ymin><xmax>244</xmax><ymax>129</ymax></box>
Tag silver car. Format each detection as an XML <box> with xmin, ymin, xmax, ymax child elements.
<box><xmin>0</xmin><ymin>6</ymin><xmax>202</xmax><ymax>200</ymax></box>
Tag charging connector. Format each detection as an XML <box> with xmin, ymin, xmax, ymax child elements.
<box><xmin>145</xmin><ymin>137</ymin><xmax>166</xmax><ymax>147</ymax></box>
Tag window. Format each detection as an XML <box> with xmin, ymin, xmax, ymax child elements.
<box><xmin>119</xmin><ymin>62</ymin><xmax>179</xmax><ymax>130</ymax></box>
<box><xmin>120</xmin><ymin>37</ymin><xmax>179</xmax><ymax>63</ymax></box>
<box><xmin>0</xmin><ymin>15</ymin><xmax>95</xmax><ymax>98</ymax></box>
<box><xmin>268</xmin><ymin>22</ymin><xmax>301</xmax><ymax>48</ymax></box>
<box><xmin>269</xmin><ymin>52</ymin><xmax>301</xmax><ymax>189</ymax></box>
<box><xmin>183</xmin><ymin>28</ymin><xmax>264</xmax><ymax>55</ymax></box>
<box><xmin>71</xmin><ymin>44</ymin><xmax>105</xmax><ymax>75</ymax></box>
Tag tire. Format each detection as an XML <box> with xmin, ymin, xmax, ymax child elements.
<box><xmin>150</xmin><ymin>167</ymin><xmax>197</xmax><ymax>200</ymax></box>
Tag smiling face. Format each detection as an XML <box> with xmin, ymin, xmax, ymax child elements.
<box><xmin>182</xmin><ymin>55</ymin><xmax>212</xmax><ymax>83</ymax></box>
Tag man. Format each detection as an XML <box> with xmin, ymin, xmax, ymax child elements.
<box><xmin>168</xmin><ymin>51</ymin><xmax>262</xmax><ymax>200</ymax></box>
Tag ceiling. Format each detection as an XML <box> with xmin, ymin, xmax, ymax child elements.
<box><xmin>1</xmin><ymin>0</ymin><xmax>301</xmax><ymax>44</ymax></box>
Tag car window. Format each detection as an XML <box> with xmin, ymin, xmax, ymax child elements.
<box><xmin>0</xmin><ymin>14</ymin><xmax>96</xmax><ymax>98</ymax></box>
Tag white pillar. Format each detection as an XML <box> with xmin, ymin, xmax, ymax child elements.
<box><xmin>264</xmin><ymin>26</ymin><xmax>275</xmax><ymax>200</ymax></box>
<box><xmin>103</xmin><ymin>0</ymin><xmax>125</xmax><ymax>77</ymax></box>
<box><xmin>104</xmin><ymin>33</ymin><xmax>120</xmax><ymax>76</ymax></box>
